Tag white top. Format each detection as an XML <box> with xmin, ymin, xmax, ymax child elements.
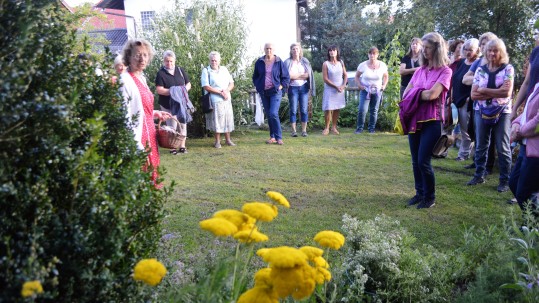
<box><xmin>357</xmin><ymin>61</ymin><xmax>388</xmax><ymax>89</ymax></box>
<box><xmin>289</xmin><ymin>61</ymin><xmax>307</xmax><ymax>86</ymax></box>
<box><xmin>119</xmin><ymin>72</ymin><xmax>145</xmax><ymax>150</ymax></box>
<box><xmin>201</xmin><ymin>66</ymin><xmax>234</xmax><ymax>103</ymax></box>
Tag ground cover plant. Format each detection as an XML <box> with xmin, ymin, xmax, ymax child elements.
<box><xmin>155</xmin><ymin>127</ymin><xmax>530</xmax><ymax>301</ymax></box>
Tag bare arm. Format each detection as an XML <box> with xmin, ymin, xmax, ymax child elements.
<box><xmin>462</xmin><ymin>70</ymin><xmax>475</xmax><ymax>86</ymax></box>
<box><xmin>355</xmin><ymin>70</ymin><xmax>363</xmax><ymax>90</ymax></box>
<box><xmin>156</xmin><ymin>85</ymin><xmax>169</xmax><ymax>96</ymax></box>
<box><xmin>399</xmin><ymin>63</ymin><xmax>418</xmax><ymax>76</ymax></box>
<box><xmin>382</xmin><ymin>72</ymin><xmax>389</xmax><ymax>90</ymax></box>
<box><xmin>511</xmin><ymin>67</ymin><xmax>530</xmax><ymax>119</ymax></box>
<box><xmin>420</xmin><ymin>82</ymin><xmax>446</xmax><ymax>101</ymax></box>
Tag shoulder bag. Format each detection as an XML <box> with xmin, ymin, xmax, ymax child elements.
<box><xmin>200</xmin><ymin>67</ymin><xmax>213</xmax><ymax>113</ymax></box>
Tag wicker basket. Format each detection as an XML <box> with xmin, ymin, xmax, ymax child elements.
<box><xmin>156</xmin><ymin>117</ymin><xmax>182</xmax><ymax>149</ymax></box>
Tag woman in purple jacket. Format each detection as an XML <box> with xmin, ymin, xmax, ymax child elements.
<box><xmin>402</xmin><ymin>32</ymin><xmax>452</xmax><ymax>209</ymax></box>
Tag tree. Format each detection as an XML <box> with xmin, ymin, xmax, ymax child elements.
<box><xmin>145</xmin><ymin>0</ymin><xmax>250</xmax><ymax>137</ymax></box>
<box><xmin>1</xmin><ymin>1</ymin><xmax>167</xmax><ymax>301</ymax></box>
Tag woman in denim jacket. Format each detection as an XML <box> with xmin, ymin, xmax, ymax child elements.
<box><xmin>252</xmin><ymin>43</ymin><xmax>290</xmax><ymax>145</ymax></box>
<box><xmin>284</xmin><ymin>42</ymin><xmax>315</xmax><ymax>137</ymax></box>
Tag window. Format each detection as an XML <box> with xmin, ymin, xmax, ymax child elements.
<box><xmin>140</xmin><ymin>11</ymin><xmax>155</xmax><ymax>32</ymax></box>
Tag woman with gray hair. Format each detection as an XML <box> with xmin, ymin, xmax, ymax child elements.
<box><xmin>451</xmin><ymin>38</ymin><xmax>480</xmax><ymax>161</ymax></box>
<box><xmin>119</xmin><ymin>39</ymin><xmax>172</xmax><ymax>186</ymax></box>
<box><xmin>155</xmin><ymin>50</ymin><xmax>191</xmax><ymax>154</ymax></box>
<box><xmin>467</xmin><ymin>38</ymin><xmax>514</xmax><ymax>193</ymax></box>
<box><xmin>201</xmin><ymin>51</ymin><xmax>235</xmax><ymax>148</ymax></box>
<box><xmin>284</xmin><ymin>42</ymin><xmax>315</xmax><ymax>137</ymax></box>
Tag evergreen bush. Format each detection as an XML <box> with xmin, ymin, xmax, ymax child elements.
<box><xmin>0</xmin><ymin>2</ymin><xmax>167</xmax><ymax>301</ymax></box>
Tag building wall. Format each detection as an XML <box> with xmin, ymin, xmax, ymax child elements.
<box><xmin>123</xmin><ymin>0</ymin><xmax>297</xmax><ymax>61</ymax></box>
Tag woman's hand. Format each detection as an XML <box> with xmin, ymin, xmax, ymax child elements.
<box><xmin>510</xmin><ymin>124</ymin><xmax>521</xmax><ymax>143</ymax></box>
<box><xmin>154</xmin><ymin>110</ymin><xmax>172</xmax><ymax>121</ymax></box>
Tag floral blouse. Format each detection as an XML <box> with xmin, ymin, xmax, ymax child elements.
<box><xmin>472</xmin><ymin>64</ymin><xmax>514</xmax><ymax>113</ymax></box>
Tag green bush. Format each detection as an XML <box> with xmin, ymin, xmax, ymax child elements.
<box><xmin>0</xmin><ymin>2</ymin><xmax>167</xmax><ymax>301</ymax></box>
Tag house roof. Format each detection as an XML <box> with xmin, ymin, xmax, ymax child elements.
<box><xmin>89</xmin><ymin>8</ymin><xmax>127</xmax><ymax>30</ymax></box>
<box><xmin>95</xmin><ymin>0</ymin><xmax>124</xmax><ymax>10</ymax></box>
<box><xmin>87</xmin><ymin>28</ymin><xmax>128</xmax><ymax>54</ymax></box>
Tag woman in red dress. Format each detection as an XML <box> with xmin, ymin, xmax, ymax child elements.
<box><xmin>120</xmin><ymin>39</ymin><xmax>171</xmax><ymax>186</ymax></box>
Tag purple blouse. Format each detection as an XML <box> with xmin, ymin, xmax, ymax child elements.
<box><xmin>409</xmin><ymin>66</ymin><xmax>452</xmax><ymax>122</ymax></box>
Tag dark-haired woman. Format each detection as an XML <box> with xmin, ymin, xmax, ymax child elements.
<box><xmin>321</xmin><ymin>45</ymin><xmax>347</xmax><ymax>135</ymax></box>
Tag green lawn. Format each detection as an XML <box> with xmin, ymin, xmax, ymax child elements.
<box><xmin>158</xmin><ymin>127</ymin><xmax>515</xmax><ymax>254</ymax></box>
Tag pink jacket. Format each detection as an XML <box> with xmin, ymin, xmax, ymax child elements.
<box><xmin>512</xmin><ymin>83</ymin><xmax>539</xmax><ymax>158</ymax></box>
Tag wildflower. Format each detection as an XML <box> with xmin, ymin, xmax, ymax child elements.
<box><xmin>314</xmin><ymin>230</ymin><xmax>345</xmax><ymax>250</ymax></box>
<box><xmin>299</xmin><ymin>246</ymin><xmax>324</xmax><ymax>260</ymax></box>
<box><xmin>242</xmin><ymin>202</ymin><xmax>278</xmax><ymax>222</ymax></box>
<box><xmin>257</xmin><ymin>248</ymin><xmax>271</xmax><ymax>258</ymax></box>
<box><xmin>133</xmin><ymin>259</ymin><xmax>167</xmax><ymax>286</ymax></box>
<box><xmin>270</xmin><ymin>264</ymin><xmax>316</xmax><ymax>300</ymax></box>
<box><xmin>314</xmin><ymin>267</ymin><xmax>332</xmax><ymax>284</ymax></box>
<box><xmin>313</xmin><ymin>256</ymin><xmax>329</xmax><ymax>268</ymax></box>
<box><xmin>266</xmin><ymin>191</ymin><xmax>290</xmax><ymax>208</ymax></box>
<box><xmin>199</xmin><ymin>217</ymin><xmax>238</xmax><ymax>237</ymax></box>
<box><xmin>254</xmin><ymin>268</ymin><xmax>273</xmax><ymax>288</ymax></box>
<box><xmin>258</xmin><ymin>246</ymin><xmax>308</xmax><ymax>268</ymax></box>
<box><xmin>238</xmin><ymin>286</ymin><xmax>278</xmax><ymax>303</ymax></box>
<box><xmin>213</xmin><ymin>209</ymin><xmax>249</xmax><ymax>228</ymax></box>
<box><xmin>21</xmin><ymin>280</ymin><xmax>43</xmax><ymax>298</ymax></box>
<box><xmin>234</xmin><ymin>229</ymin><xmax>269</xmax><ymax>243</ymax></box>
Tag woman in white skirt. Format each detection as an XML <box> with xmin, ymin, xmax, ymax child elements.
<box><xmin>322</xmin><ymin>45</ymin><xmax>347</xmax><ymax>135</ymax></box>
<box><xmin>201</xmin><ymin>51</ymin><xmax>235</xmax><ymax>148</ymax></box>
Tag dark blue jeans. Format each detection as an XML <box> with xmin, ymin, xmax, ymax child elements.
<box><xmin>288</xmin><ymin>83</ymin><xmax>309</xmax><ymax>123</ymax></box>
<box><xmin>473</xmin><ymin>111</ymin><xmax>511</xmax><ymax>181</ymax></box>
<box><xmin>356</xmin><ymin>89</ymin><xmax>382</xmax><ymax>132</ymax></box>
<box><xmin>261</xmin><ymin>89</ymin><xmax>283</xmax><ymax>140</ymax></box>
<box><xmin>408</xmin><ymin>121</ymin><xmax>442</xmax><ymax>201</ymax></box>
<box><xmin>509</xmin><ymin>145</ymin><xmax>539</xmax><ymax>210</ymax></box>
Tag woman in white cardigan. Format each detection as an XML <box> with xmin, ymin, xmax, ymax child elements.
<box><xmin>120</xmin><ymin>39</ymin><xmax>171</xmax><ymax>186</ymax></box>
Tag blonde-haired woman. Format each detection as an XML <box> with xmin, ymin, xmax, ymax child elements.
<box><xmin>201</xmin><ymin>51</ymin><xmax>235</xmax><ymax>148</ymax></box>
<box><xmin>284</xmin><ymin>42</ymin><xmax>315</xmax><ymax>137</ymax></box>
<box><xmin>119</xmin><ymin>39</ymin><xmax>172</xmax><ymax>186</ymax></box>
<box><xmin>399</xmin><ymin>38</ymin><xmax>422</xmax><ymax>99</ymax></box>
<box><xmin>401</xmin><ymin>32</ymin><xmax>452</xmax><ymax>209</ymax></box>
<box><xmin>467</xmin><ymin>38</ymin><xmax>514</xmax><ymax>192</ymax></box>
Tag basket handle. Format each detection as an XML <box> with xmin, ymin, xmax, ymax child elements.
<box><xmin>157</xmin><ymin>116</ymin><xmax>180</xmax><ymax>131</ymax></box>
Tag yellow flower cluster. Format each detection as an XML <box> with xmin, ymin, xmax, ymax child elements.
<box><xmin>199</xmin><ymin>191</ymin><xmax>290</xmax><ymax>243</ymax></box>
<box><xmin>133</xmin><ymin>259</ymin><xmax>167</xmax><ymax>286</ymax></box>
<box><xmin>239</xmin><ymin>231</ymin><xmax>345</xmax><ymax>302</ymax></box>
<box><xmin>314</xmin><ymin>230</ymin><xmax>346</xmax><ymax>250</ymax></box>
<box><xmin>21</xmin><ymin>280</ymin><xmax>43</xmax><ymax>298</ymax></box>
<box><xmin>266</xmin><ymin>191</ymin><xmax>290</xmax><ymax>208</ymax></box>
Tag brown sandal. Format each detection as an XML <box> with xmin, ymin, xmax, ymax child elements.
<box><xmin>266</xmin><ymin>138</ymin><xmax>277</xmax><ymax>144</ymax></box>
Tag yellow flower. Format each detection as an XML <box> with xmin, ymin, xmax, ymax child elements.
<box><xmin>254</xmin><ymin>268</ymin><xmax>273</xmax><ymax>288</ymax></box>
<box><xmin>313</xmin><ymin>256</ymin><xmax>329</xmax><ymax>269</ymax></box>
<box><xmin>242</xmin><ymin>202</ymin><xmax>278</xmax><ymax>222</ymax></box>
<box><xmin>238</xmin><ymin>286</ymin><xmax>278</xmax><ymax>303</ymax></box>
<box><xmin>199</xmin><ymin>218</ymin><xmax>238</xmax><ymax>237</ymax></box>
<box><xmin>257</xmin><ymin>248</ymin><xmax>270</xmax><ymax>258</ymax></box>
<box><xmin>258</xmin><ymin>246</ymin><xmax>308</xmax><ymax>268</ymax></box>
<box><xmin>314</xmin><ymin>230</ymin><xmax>345</xmax><ymax>250</ymax></box>
<box><xmin>270</xmin><ymin>264</ymin><xmax>316</xmax><ymax>300</ymax></box>
<box><xmin>266</xmin><ymin>191</ymin><xmax>290</xmax><ymax>208</ymax></box>
<box><xmin>133</xmin><ymin>259</ymin><xmax>167</xmax><ymax>286</ymax></box>
<box><xmin>238</xmin><ymin>215</ymin><xmax>257</xmax><ymax>231</ymax></box>
<box><xmin>234</xmin><ymin>229</ymin><xmax>269</xmax><ymax>243</ymax></box>
<box><xmin>21</xmin><ymin>280</ymin><xmax>43</xmax><ymax>298</ymax></box>
<box><xmin>213</xmin><ymin>209</ymin><xmax>249</xmax><ymax>228</ymax></box>
<box><xmin>299</xmin><ymin>246</ymin><xmax>324</xmax><ymax>260</ymax></box>
<box><xmin>314</xmin><ymin>267</ymin><xmax>332</xmax><ymax>284</ymax></box>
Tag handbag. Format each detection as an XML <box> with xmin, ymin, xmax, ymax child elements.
<box><xmin>432</xmin><ymin>134</ymin><xmax>455</xmax><ymax>157</ymax></box>
<box><xmin>200</xmin><ymin>68</ymin><xmax>213</xmax><ymax>113</ymax></box>
<box><xmin>479</xmin><ymin>63</ymin><xmax>507</xmax><ymax>125</ymax></box>
<box><xmin>394</xmin><ymin>113</ymin><xmax>404</xmax><ymax>135</ymax></box>
<box><xmin>156</xmin><ymin>117</ymin><xmax>182</xmax><ymax>149</ymax></box>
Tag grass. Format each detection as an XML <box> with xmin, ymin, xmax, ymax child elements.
<box><xmin>157</xmin><ymin>126</ymin><xmax>515</xmax><ymax>256</ymax></box>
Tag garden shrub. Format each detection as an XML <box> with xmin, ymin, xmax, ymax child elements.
<box><xmin>337</xmin><ymin>214</ymin><xmax>456</xmax><ymax>303</ymax></box>
<box><xmin>0</xmin><ymin>1</ymin><xmax>167</xmax><ymax>301</ymax></box>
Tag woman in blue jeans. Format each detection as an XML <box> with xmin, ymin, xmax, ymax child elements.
<box><xmin>401</xmin><ymin>32</ymin><xmax>452</xmax><ymax>209</ymax></box>
<box><xmin>466</xmin><ymin>38</ymin><xmax>514</xmax><ymax>192</ymax></box>
<box><xmin>284</xmin><ymin>42</ymin><xmax>315</xmax><ymax>137</ymax></box>
<box><xmin>252</xmin><ymin>43</ymin><xmax>290</xmax><ymax>145</ymax></box>
<box><xmin>354</xmin><ymin>47</ymin><xmax>388</xmax><ymax>134</ymax></box>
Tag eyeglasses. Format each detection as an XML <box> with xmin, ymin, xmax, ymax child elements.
<box><xmin>462</xmin><ymin>48</ymin><xmax>474</xmax><ymax>52</ymax></box>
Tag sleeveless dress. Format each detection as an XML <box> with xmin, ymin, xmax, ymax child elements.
<box><xmin>129</xmin><ymin>72</ymin><xmax>160</xmax><ymax>185</ymax></box>
<box><xmin>322</xmin><ymin>61</ymin><xmax>346</xmax><ymax>110</ymax></box>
